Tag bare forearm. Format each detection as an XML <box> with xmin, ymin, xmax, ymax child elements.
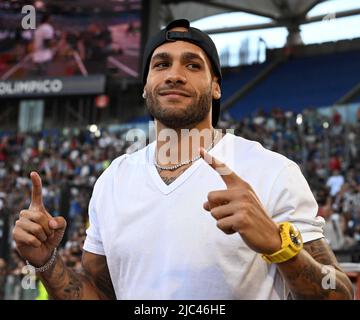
<box><xmin>38</xmin><ymin>256</ymin><xmax>102</xmax><ymax>300</ymax></box>
<box><xmin>277</xmin><ymin>249</ymin><xmax>353</xmax><ymax>300</ymax></box>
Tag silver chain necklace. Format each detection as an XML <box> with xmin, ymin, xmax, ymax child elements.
<box><xmin>154</xmin><ymin>130</ymin><xmax>219</xmax><ymax>172</ymax></box>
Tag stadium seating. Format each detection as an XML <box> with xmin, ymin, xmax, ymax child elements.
<box><xmin>223</xmin><ymin>50</ymin><xmax>360</xmax><ymax>119</ymax></box>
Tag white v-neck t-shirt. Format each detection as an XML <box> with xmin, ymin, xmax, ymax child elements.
<box><xmin>83</xmin><ymin>133</ymin><xmax>325</xmax><ymax>300</ymax></box>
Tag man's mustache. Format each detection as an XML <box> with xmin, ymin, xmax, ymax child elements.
<box><xmin>154</xmin><ymin>85</ymin><xmax>195</xmax><ymax>98</ymax></box>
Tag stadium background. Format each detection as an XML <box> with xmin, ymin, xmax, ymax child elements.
<box><xmin>0</xmin><ymin>0</ymin><xmax>359</xmax><ymax>300</ymax></box>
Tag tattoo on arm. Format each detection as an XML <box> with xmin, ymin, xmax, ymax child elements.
<box><xmin>39</xmin><ymin>255</ymin><xmax>85</xmax><ymax>300</ymax></box>
<box><xmin>63</xmin><ymin>270</ymin><xmax>83</xmax><ymax>299</ymax></box>
<box><xmin>39</xmin><ymin>251</ymin><xmax>115</xmax><ymax>300</ymax></box>
<box><xmin>82</xmin><ymin>252</ymin><xmax>116</xmax><ymax>300</ymax></box>
<box><xmin>303</xmin><ymin>239</ymin><xmax>339</xmax><ymax>266</ymax></box>
<box><xmin>277</xmin><ymin>238</ymin><xmax>353</xmax><ymax>300</ymax></box>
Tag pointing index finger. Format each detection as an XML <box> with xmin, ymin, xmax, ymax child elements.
<box><xmin>30</xmin><ymin>171</ymin><xmax>45</xmax><ymax>210</ymax></box>
<box><xmin>200</xmin><ymin>148</ymin><xmax>239</xmax><ymax>188</ymax></box>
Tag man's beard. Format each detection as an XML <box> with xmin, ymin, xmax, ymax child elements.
<box><xmin>146</xmin><ymin>86</ymin><xmax>212</xmax><ymax>129</ymax></box>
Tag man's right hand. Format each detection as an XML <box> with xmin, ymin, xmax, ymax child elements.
<box><xmin>13</xmin><ymin>172</ymin><xmax>67</xmax><ymax>267</ymax></box>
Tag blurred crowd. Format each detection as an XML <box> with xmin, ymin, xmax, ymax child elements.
<box><xmin>0</xmin><ymin>106</ymin><xmax>360</xmax><ymax>299</ymax></box>
<box><xmin>0</xmin><ymin>128</ymin><xmax>132</xmax><ymax>299</ymax></box>
<box><xmin>0</xmin><ymin>14</ymin><xmax>136</xmax><ymax>77</ymax></box>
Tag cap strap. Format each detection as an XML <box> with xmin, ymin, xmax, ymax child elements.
<box><xmin>165</xmin><ymin>31</ymin><xmax>193</xmax><ymax>42</ymax></box>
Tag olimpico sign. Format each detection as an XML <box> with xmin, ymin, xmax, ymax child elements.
<box><xmin>0</xmin><ymin>79</ymin><xmax>63</xmax><ymax>95</ymax></box>
<box><xmin>0</xmin><ymin>75</ymin><xmax>106</xmax><ymax>98</ymax></box>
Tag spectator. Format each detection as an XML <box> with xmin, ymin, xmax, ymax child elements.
<box><xmin>326</xmin><ymin>170</ymin><xmax>345</xmax><ymax>197</ymax></box>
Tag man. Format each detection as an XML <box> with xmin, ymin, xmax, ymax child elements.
<box><xmin>13</xmin><ymin>19</ymin><xmax>353</xmax><ymax>300</ymax></box>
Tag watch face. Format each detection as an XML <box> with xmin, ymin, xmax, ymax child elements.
<box><xmin>290</xmin><ymin>225</ymin><xmax>302</xmax><ymax>248</ymax></box>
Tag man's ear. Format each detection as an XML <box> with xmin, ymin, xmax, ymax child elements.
<box><xmin>142</xmin><ymin>86</ymin><xmax>147</xmax><ymax>99</ymax></box>
<box><xmin>212</xmin><ymin>78</ymin><xmax>221</xmax><ymax>100</ymax></box>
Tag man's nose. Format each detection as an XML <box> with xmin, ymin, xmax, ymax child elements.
<box><xmin>164</xmin><ymin>64</ymin><xmax>187</xmax><ymax>85</ymax></box>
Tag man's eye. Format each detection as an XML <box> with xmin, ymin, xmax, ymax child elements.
<box><xmin>187</xmin><ymin>63</ymin><xmax>200</xmax><ymax>70</ymax></box>
<box><xmin>154</xmin><ymin>62</ymin><xmax>169</xmax><ymax>69</ymax></box>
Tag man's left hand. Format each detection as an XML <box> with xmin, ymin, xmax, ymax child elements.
<box><xmin>200</xmin><ymin>148</ymin><xmax>282</xmax><ymax>255</ymax></box>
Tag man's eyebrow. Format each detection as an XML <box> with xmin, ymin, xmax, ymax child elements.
<box><xmin>150</xmin><ymin>52</ymin><xmax>170</xmax><ymax>63</ymax></box>
<box><xmin>181</xmin><ymin>52</ymin><xmax>204</xmax><ymax>63</ymax></box>
<box><xmin>150</xmin><ymin>51</ymin><xmax>205</xmax><ymax>65</ymax></box>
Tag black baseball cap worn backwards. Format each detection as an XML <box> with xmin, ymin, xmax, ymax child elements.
<box><xmin>142</xmin><ymin>19</ymin><xmax>222</xmax><ymax>126</ymax></box>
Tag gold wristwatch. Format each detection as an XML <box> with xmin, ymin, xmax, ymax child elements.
<box><xmin>261</xmin><ymin>222</ymin><xmax>303</xmax><ymax>264</ymax></box>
